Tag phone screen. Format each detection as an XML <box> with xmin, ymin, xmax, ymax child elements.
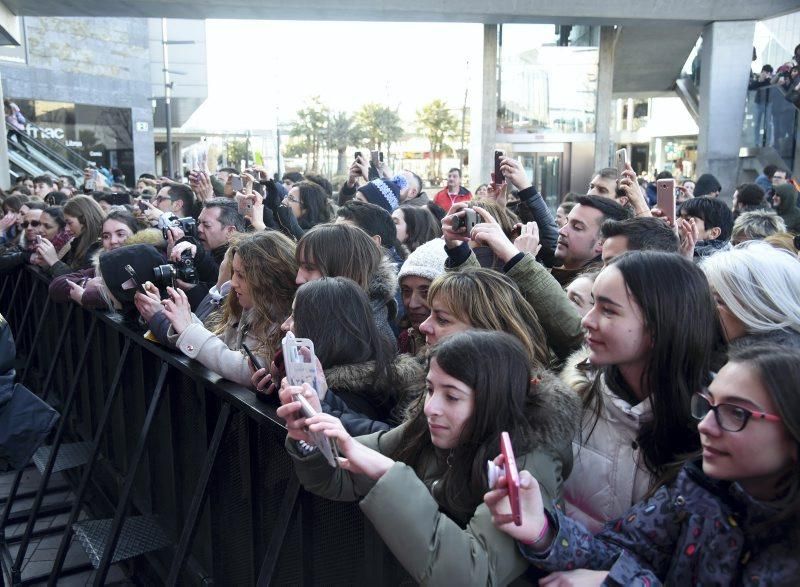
<box><xmin>615</xmin><ymin>149</ymin><xmax>627</xmax><ymax>175</ymax></box>
<box><xmin>231</xmin><ymin>176</ymin><xmax>244</xmax><ymax>193</ymax></box>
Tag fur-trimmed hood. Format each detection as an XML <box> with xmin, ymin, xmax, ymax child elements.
<box><xmin>324</xmin><ymin>353</ymin><xmax>425</xmax><ymax>402</ymax></box>
<box><xmin>560</xmin><ymin>346</ymin><xmax>593</xmax><ymax>396</ymax></box>
<box><xmin>525</xmin><ymin>367</ymin><xmax>582</xmax><ymax>479</ymax></box>
<box><xmin>368</xmin><ymin>255</ymin><xmax>399</xmax><ymax>306</ymax></box>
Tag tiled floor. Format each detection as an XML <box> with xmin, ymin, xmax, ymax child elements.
<box><xmin>0</xmin><ymin>468</ymin><xmax>130</xmax><ymax>585</ymax></box>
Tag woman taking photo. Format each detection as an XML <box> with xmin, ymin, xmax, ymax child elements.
<box><xmin>560</xmin><ymin>251</ymin><xmax>719</xmax><ymax>533</ymax></box>
<box><xmin>485</xmin><ymin>344</ymin><xmax>800</xmax><ymax>584</ymax></box>
<box><xmin>254</xmin><ymin>277</ymin><xmax>424</xmax><ymax>435</ymax></box>
<box><xmin>48</xmin><ymin>210</ymin><xmax>145</xmax><ymax>307</ymax></box>
<box><xmin>160</xmin><ymin>230</ymin><xmax>297</xmax><ymax>386</ymax></box>
<box><xmin>278</xmin><ymin>330</ymin><xmax>580</xmax><ymax>585</ymax></box>
<box><xmin>37</xmin><ymin>195</ymin><xmax>105</xmax><ymax>277</ymax></box>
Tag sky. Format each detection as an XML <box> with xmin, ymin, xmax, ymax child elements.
<box><xmin>189</xmin><ymin>20</ymin><xmax>484</xmax><ymax>132</ymax></box>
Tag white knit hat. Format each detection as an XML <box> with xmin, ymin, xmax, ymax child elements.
<box><xmin>398</xmin><ymin>238</ymin><xmax>448</xmax><ymax>283</ymax></box>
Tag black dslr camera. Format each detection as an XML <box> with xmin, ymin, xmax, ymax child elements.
<box><xmin>158</xmin><ymin>215</ymin><xmax>198</xmax><ymax>241</ymax></box>
<box><xmin>152</xmin><ymin>249</ymin><xmax>199</xmax><ymax>287</ymax></box>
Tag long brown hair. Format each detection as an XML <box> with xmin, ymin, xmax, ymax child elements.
<box><xmin>64</xmin><ymin>195</ymin><xmax>105</xmax><ymax>265</ymax></box>
<box><xmin>208</xmin><ymin>231</ymin><xmax>298</xmax><ymax>356</ymax></box>
<box><xmin>296</xmin><ymin>223</ymin><xmax>381</xmax><ymax>291</ymax></box>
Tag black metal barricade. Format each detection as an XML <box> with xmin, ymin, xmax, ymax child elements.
<box><xmin>0</xmin><ymin>267</ymin><xmax>412</xmax><ymax>586</ymax></box>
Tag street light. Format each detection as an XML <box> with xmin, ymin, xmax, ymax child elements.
<box><xmin>161</xmin><ymin>18</ymin><xmax>195</xmax><ymax>179</ymax></box>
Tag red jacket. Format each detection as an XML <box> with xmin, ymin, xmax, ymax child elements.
<box><xmin>433</xmin><ymin>187</ymin><xmax>472</xmax><ymax>212</ymax></box>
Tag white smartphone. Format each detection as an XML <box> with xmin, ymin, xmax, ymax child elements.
<box><xmin>282</xmin><ymin>332</ymin><xmax>339</xmax><ymax>467</ymax></box>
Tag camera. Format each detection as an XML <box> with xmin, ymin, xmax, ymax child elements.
<box><xmin>158</xmin><ymin>215</ymin><xmax>198</xmax><ymax>241</ymax></box>
<box><xmin>451</xmin><ymin>208</ymin><xmax>481</xmax><ymax>232</ymax></box>
<box><xmin>152</xmin><ymin>249</ymin><xmax>198</xmax><ymax>287</ymax></box>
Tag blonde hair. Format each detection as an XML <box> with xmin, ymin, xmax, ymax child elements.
<box><xmin>427</xmin><ymin>268</ymin><xmax>550</xmax><ymax>367</ymax></box>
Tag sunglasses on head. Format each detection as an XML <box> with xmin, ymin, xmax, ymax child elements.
<box><xmin>21</xmin><ymin>220</ymin><xmax>41</xmax><ymax>228</ymax></box>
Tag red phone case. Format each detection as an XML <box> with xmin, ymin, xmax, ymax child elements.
<box><xmin>500</xmin><ymin>431</ymin><xmax>522</xmax><ymax>526</ymax></box>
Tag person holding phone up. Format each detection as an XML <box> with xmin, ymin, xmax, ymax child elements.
<box><xmin>278</xmin><ymin>330</ymin><xmax>579</xmax><ymax>585</ymax></box>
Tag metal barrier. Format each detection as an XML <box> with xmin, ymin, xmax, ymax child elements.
<box><xmin>0</xmin><ymin>266</ymin><xmax>411</xmax><ymax>585</ymax></box>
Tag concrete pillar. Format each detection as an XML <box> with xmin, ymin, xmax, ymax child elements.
<box><xmin>696</xmin><ymin>20</ymin><xmax>756</xmax><ymax>199</ymax></box>
<box><xmin>468</xmin><ymin>24</ymin><xmax>498</xmax><ymax>186</ymax></box>
<box><xmin>593</xmin><ymin>26</ymin><xmax>617</xmax><ymax>173</ymax></box>
<box><xmin>0</xmin><ymin>73</ymin><xmax>8</xmax><ymax>189</ymax></box>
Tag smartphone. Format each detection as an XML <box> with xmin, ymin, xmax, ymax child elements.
<box><xmin>138</xmin><ymin>201</ymin><xmax>148</xmax><ymax>213</ymax></box>
<box><xmin>123</xmin><ymin>264</ymin><xmax>148</xmax><ymax>295</ymax></box>
<box><xmin>452</xmin><ymin>208</ymin><xmax>481</xmax><ymax>233</ymax></box>
<box><xmin>486</xmin><ymin>432</ymin><xmax>522</xmax><ymax>526</ymax></box>
<box><xmin>494</xmin><ymin>150</ymin><xmax>504</xmax><ymax>182</ymax></box>
<box><xmin>615</xmin><ymin>148</ymin><xmax>628</xmax><ymax>175</ymax></box>
<box><xmin>282</xmin><ymin>332</ymin><xmax>339</xmax><ymax>467</ymax></box>
<box><xmin>241</xmin><ymin>343</ymin><xmax>263</xmax><ymax>371</ymax></box>
<box><xmin>379</xmin><ymin>152</ymin><xmax>384</xmax><ymax>163</ymax></box>
<box><xmin>231</xmin><ymin>175</ymin><xmax>244</xmax><ymax>193</ymax></box>
<box><xmin>656</xmin><ymin>178</ymin><xmax>677</xmax><ymax>225</ymax></box>
<box><xmin>35</xmin><ymin>235</ymin><xmax>42</xmax><ymax>245</ymax></box>
<box><xmin>370</xmin><ymin>151</ymin><xmax>380</xmax><ymax>168</ymax></box>
<box><xmin>354</xmin><ymin>151</ymin><xmax>362</xmax><ymax>161</ymax></box>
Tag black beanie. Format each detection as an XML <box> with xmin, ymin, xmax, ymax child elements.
<box><xmin>98</xmin><ymin>244</ymin><xmax>165</xmax><ymax>307</ymax></box>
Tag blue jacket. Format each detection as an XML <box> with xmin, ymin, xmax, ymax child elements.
<box><xmin>523</xmin><ymin>460</ymin><xmax>799</xmax><ymax>585</ymax></box>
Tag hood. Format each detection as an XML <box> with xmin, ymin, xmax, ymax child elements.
<box><xmin>368</xmin><ymin>254</ymin><xmax>399</xmax><ymax>305</ymax></box>
<box><xmin>560</xmin><ymin>346</ymin><xmax>593</xmax><ymax>396</ymax></box>
<box><xmin>774</xmin><ymin>183</ymin><xmax>799</xmax><ymax>215</ymax></box>
<box><xmin>324</xmin><ymin>354</ymin><xmax>425</xmax><ymax>399</ymax></box>
<box><xmin>525</xmin><ymin>368</ymin><xmax>581</xmax><ymax>475</ymax></box>
<box><xmin>97</xmin><ymin>244</ymin><xmax>167</xmax><ymax>307</ymax></box>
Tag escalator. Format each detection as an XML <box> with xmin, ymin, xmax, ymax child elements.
<box><xmin>6</xmin><ymin>125</ymin><xmax>88</xmax><ymax>184</ymax></box>
<box><xmin>739</xmin><ymin>83</ymin><xmax>798</xmax><ymax>182</ymax></box>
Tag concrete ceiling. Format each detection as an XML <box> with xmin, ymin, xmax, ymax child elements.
<box><xmin>613</xmin><ymin>24</ymin><xmax>703</xmax><ymax>95</ymax></box>
<box><xmin>3</xmin><ymin>0</ymin><xmax>799</xmax><ymax>25</ymax></box>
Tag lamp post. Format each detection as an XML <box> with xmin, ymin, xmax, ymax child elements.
<box><xmin>161</xmin><ymin>19</ymin><xmax>194</xmax><ymax>179</ymax></box>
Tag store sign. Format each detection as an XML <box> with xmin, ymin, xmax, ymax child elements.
<box><xmin>25</xmin><ymin>124</ymin><xmax>64</xmax><ymax>140</ymax></box>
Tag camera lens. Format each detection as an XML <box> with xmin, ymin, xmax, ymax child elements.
<box><xmin>152</xmin><ymin>264</ymin><xmax>175</xmax><ymax>287</ymax></box>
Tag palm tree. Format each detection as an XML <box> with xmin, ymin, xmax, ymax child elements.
<box><xmin>289</xmin><ymin>97</ymin><xmax>329</xmax><ymax>172</ymax></box>
<box><xmin>417</xmin><ymin>99</ymin><xmax>458</xmax><ymax>181</ymax></box>
<box><xmin>355</xmin><ymin>103</ymin><xmax>404</xmax><ymax>157</ymax></box>
<box><xmin>326</xmin><ymin>112</ymin><xmax>361</xmax><ymax>175</ymax></box>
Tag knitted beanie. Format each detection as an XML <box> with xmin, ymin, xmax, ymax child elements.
<box><xmin>357</xmin><ymin>178</ymin><xmax>402</xmax><ymax>212</ymax></box>
<box><xmin>398</xmin><ymin>238</ymin><xmax>448</xmax><ymax>283</ymax></box>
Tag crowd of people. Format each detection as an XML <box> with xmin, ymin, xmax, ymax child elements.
<box><xmin>1</xmin><ymin>152</ymin><xmax>798</xmax><ymax>585</ymax></box>
<box><xmin>748</xmin><ymin>43</ymin><xmax>800</xmax><ymax>148</ymax></box>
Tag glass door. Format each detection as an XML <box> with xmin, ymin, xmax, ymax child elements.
<box><xmin>516</xmin><ymin>152</ymin><xmax>563</xmax><ymax>211</ymax></box>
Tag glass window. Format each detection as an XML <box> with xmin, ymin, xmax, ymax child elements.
<box><xmin>498</xmin><ymin>25</ymin><xmax>598</xmax><ymax>135</ymax></box>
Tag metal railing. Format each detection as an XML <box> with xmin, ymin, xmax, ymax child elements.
<box><xmin>0</xmin><ymin>266</ymin><xmax>410</xmax><ymax>585</ymax></box>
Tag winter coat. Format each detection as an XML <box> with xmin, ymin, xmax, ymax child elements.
<box><xmin>522</xmin><ymin>460</ymin><xmax>799</xmax><ymax>586</ymax></box>
<box><xmin>48</xmin><ymin>228</ymin><xmax>165</xmax><ymax>309</ymax></box>
<box><xmin>560</xmin><ymin>349</ymin><xmax>654</xmax><ymax>534</ymax></box>
<box><xmin>0</xmin><ymin>314</ymin><xmax>59</xmax><ymax>471</ymax></box>
<box><xmin>773</xmin><ymin>183</ymin><xmax>800</xmax><ymax>233</ymax></box>
<box><xmin>433</xmin><ymin>186</ymin><xmax>472</xmax><ymax>212</ymax></box>
<box><xmin>289</xmin><ymin>370</ymin><xmax>580</xmax><ymax>586</ymax></box>
<box><xmin>166</xmin><ymin>307</ymin><xmax>273</xmax><ymax>387</ymax></box>
<box><xmin>320</xmin><ymin>354</ymin><xmax>426</xmax><ymax>436</ymax></box>
<box><xmin>368</xmin><ymin>256</ymin><xmax>399</xmax><ymax>350</ymax></box>
<box><xmin>514</xmin><ymin>186</ymin><xmax>559</xmax><ymax>268</ymax></box>
<box><xmin>445</xmin><ymin>246</ymin><xmax>583</xmax><ymax>361</ymax></box>
<box><xmin>47</xmin><ymin>239</ymin><xmax>101</xmax><ymax>278</ymax></box>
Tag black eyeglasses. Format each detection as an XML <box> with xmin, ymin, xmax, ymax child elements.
<box><xmin>21</xmin><ymin>220</ymin><xmax>41</xmax><ymax>228</ymax></box>
<box><xmin>691</xmin><ymin>392</ymin><xmax>781</xmax><ymax>432</ymax></box>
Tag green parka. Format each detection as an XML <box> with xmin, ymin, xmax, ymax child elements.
<box><xmin>288</xmin><ymin>370</ymin><xmax>580</xmax><ymax>586</ymax></box>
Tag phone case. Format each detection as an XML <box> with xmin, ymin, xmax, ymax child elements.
<box><xmin>656</xmin><ymin>179</ymin><xmax>676</xmax><ymax>225</ymax></box>
<box><xmin>615</xmin><ymin>149</ymin><xmax>627</xmax><ymax>175</ymax></box>
<box><xmin>500</xmin><ymin>432</ymin><xmax>522</xmax><ymax>526</ymax></box>
<box><xmin>282</xmin><ymin>332</ymin><xmax>339</xmax><ymax>467</ymax></box>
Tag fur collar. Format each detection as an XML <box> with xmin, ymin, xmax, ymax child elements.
<box><xmin>368</xmin><ymin>255</ymin><xmax>399</xmax><ymax>304</ymax></box>
<box><xmin>560</xmin><ymin>346</ymin><xmax>593</xmax><ymax>396</ymax></box>
<box><xmin>324</xmin><ymin>354</ymin><xmax>425</xmax><ymax>400</ymax></box>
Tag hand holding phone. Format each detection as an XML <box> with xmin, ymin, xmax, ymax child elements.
<box><xmin>230</xmin><ymin>175</ymin><xmax>244</xmax><ymax>193</ymax></box>
<box><xmin>487</xmin><ymin>432</ymin><xmax>522</xmax><ymax>526</ymax></box>
<box><xmin>656</xmin><ymin>178</ymin><xmax>677</xmax><ymax>226</ymax></box>
<box><xmin>494</xmin><ymin>151</ymin><xmax>505</xmax><ymax>183</ymax></box>
<box><xmin>241</xmin><ymin>343</ymin><xmax>263</xmax><ymax>371</ymax></box>
<box><xmin>615</xmin><ymin>148</ymin><xmax>628</xmax><ymax>175</ymax></box>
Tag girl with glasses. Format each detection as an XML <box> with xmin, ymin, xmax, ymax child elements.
<box><xmin>485</xmin><ymin>344</ymin><xmax>799</xmax><ymax>584</ymax></box>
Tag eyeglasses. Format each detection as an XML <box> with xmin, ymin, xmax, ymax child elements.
<box><xmin>691</xmin><ymin>392</ymin><xmax>781</xmax><ymax>432</ymax></box>
<box><xmin>21</xmin><ymin>221</ymin><xmax>41</xmax><ymax>228</ymax></box>
<box><xmin>285</xmin><ymin>196</ymin><xmax>301</xmax><ymax>205</ymax></box>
